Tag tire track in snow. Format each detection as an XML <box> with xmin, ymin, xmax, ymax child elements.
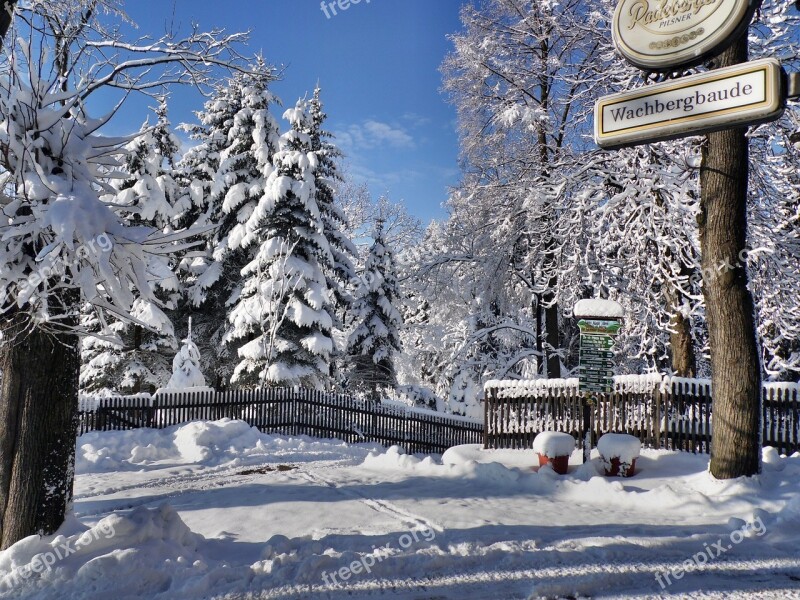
<box><xmin>295</xmin><ymin>469</ymin><xmax>444</xmax><ymax>533</ymax></box>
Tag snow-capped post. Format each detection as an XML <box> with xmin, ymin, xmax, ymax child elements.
<box><xmin>573</xmin><ymin>299</ymin><xmax>624</xmax><ymax>464</ymax></box>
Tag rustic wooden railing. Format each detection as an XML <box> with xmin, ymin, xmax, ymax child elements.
<box><xmin>484</xmin><ymin>376</ymin><xmax>800</xmax><ymax>456</ymax></box>
<box><xmin>78</xmin><ymin>387</ymin><xmax>483</xmax><ymax>456</ymax></box>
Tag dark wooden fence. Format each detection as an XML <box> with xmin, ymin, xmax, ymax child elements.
<box><xmin>485</xmin><ymin>377</ymin><xmax>800</xmax><ymax>456</ymax></box>
<box><xmin>78</xmin><ymin>387</ymin><xmax>483</xmax><ymax>455</ymax></box>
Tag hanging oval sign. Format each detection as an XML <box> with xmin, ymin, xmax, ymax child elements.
<box><xmin>612</xmin><ymin>0</ymin><xmax>759</xmax><ymax>71</ymax></box>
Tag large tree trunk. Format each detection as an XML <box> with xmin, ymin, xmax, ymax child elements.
<box><xmin>699</xmin><ymin>37</ymin><xmax>761</xmax><ymax>479</ymax></box>
<box><xmin>0</xmin><ymin>311</ymin><xmax>79</xmax><ymax>549</ymax></box>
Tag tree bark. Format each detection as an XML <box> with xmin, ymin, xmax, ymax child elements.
<box><xmin>0</xmin><ymin>310</ymin><xmax>79</xmax><ymax>549</ymax></box>
<box><xmin>699</xmin><ymin>37</ymin><xmax>761</xmax><ymax>479</ymax></box>
<box><xmin>543</xmin><ymin>290</ymin><xmax>561</xmax><ymax>378</ymax></box>
<box><xmin>665</xmin><ymin>275</ymin><xmax>696</xmax><ymax>377</ymax></box>
<box><xmin>668</xmin><ymin>308</ymin><xmax>696</xmax><ymax>377</ymax></box>
<box><xmin>0</xmin><ymin>1</ymin><xmax>16</xmax><ymax>53</ymax></box>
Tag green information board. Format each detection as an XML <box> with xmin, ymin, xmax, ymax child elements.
<box><xmin>577</xmin><ymin>319</ymin><xmax>621</xmax><ymax>394</ymax></box>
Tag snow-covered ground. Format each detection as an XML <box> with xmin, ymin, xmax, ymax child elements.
<box><xmin>1</xmin><ymin>419</ymin><xmax>799</xmax><ymax>599</ymax></box>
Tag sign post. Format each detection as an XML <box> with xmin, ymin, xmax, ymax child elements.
<box><xmin>598</xmin><ymin>0</ymin><xmax>792</xmax><ymax>478</ymax></box>
<box><xmin>574</xmin><ymin>300</ymin><xmax>624</xmax><ymax>464</ymax></box>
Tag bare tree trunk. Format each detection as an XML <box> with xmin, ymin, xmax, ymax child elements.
<box><xmin>0</xmin><ymin>309</ymin><xmax>79</xmax><ymax>549</ymax></box>
<box><xmin>700</xmin><ymin>37</ymin><xmax>761</xmax><ymax>479</ymax></box>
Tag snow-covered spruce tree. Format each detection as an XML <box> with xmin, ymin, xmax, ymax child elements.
<box><xmin>226</xmin><ymin>100</ymin><xmax>335</xmax><ymax>388</ymax></box>
<box><xmin>306</xmin><ymin>86</ymin><xmax>358</xmax><ymax>314</ymax></box>
<box><xmin>174</xmin><ymin>78</ymin><xmax>244</xmax><ymax>234</ymax></box>
<box><xmin>179</xmin><ymin>60</ymin><xmax>281</xmax><ymax>388</ymax></box>
<box><xmin>80</xmin><ymin>97</ymin><xmax>183</xmax><ymax>394</ymax></box>
<box><xmin>0</xmin><ymin>0</ymin><xmax>248</xmax><ymax>548</ymax></box>
<box><xmin>347</xmin><ymin>219</ymin><xmax>403</xmax><ymax>398</ymax></box>
<box><xmin>171</xmin><ymin>78</ymin><xmax>245</xmax><ymax>386</ymax></box>
<box><xmin>164</xmin><ymin>319</ymin><xmax>207</xmax><ymax>390</ymax></box>
<box><xmin>304</xmin><ymin>87</ymin><xmax>357</xmax><ymax>387</ymax></box>
<box><xmin>79</xmin><ymin>298</ymin><xmax>177</xmax><ymax>395</ymax></box>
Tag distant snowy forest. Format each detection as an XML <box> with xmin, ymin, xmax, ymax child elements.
<box><xmin>6</xmin><ymin>0</ymin><xmax>800</xmax><ymax>423</ymax></box>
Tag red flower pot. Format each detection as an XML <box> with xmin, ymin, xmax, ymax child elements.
<box><xmin>603</xmin><ymin>457</ymin><xmax>637</xmax><ymax>477</ymax></box>
<box><xmin>537</xmin><ymin>453</ymin><xmax>570</xmax><ymax>475</ymax></box>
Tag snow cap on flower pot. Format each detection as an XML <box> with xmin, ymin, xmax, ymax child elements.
<box><xmin>597</xmin><ymin>433</ymin><xmax>641</xmax><ymax>477</ymax></box>
<box><xmin>533</xmin><ymin>431</ymin><xmax>575</xmax><ymax>475</ymax></box>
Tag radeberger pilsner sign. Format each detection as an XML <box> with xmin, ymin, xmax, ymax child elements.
<box><xmin>612</xmin><ymin>0</ymin><xmax>759</xmax><ymax>70</ymax></box>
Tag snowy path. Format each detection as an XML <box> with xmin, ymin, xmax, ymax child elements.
<box><xmin>1</xmin><ymin>419</ymin><xmax>800</xmax><ymax>599</ymax></box>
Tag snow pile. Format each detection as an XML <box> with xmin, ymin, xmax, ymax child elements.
<box><xmin>441</xmin><ymin>444</ymin><xmax>539</xmax><ymax>470</ymax></box>
<box><xmin>365</xmin><ymin>445</ymin><xmax>527</xmax><ymax>486</ymax></box>
<box><xmin>76</xmin><ymin>418</ymin><xmax>381</xmax><ymax>474</ymax></box>
<box><xmin>0</xmin><ymin>505</ymin><xmax>205</xmax><ymax>600</ymax></box>
<box><xmin>78</xmin><ymin>419</ymin><xmax>274</xmax><ymax>472</ymax></box>
<box><xmin>532</xmin><ymin>431</ymin><xmax>576</xmax><ymax>458</ymax></box>
<box><xmin>171</xmin><ymin>420</ymin><xmax>270</xmax><ymax>464</ymax></box>
<box><xmin>597</xmin><ymin>433</ymin><xmax>641</xmax><ymax>463</ymax></box>
<box><xmin>573</xmin><ymin>298</ymin><xmax>625</xmax><ymax>318</ymax></box>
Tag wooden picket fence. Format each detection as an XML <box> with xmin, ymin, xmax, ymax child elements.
<box><xmin>484</xmin><ymin>376</ymin><xmax>800</xmax><ymax>456</ymax></box>
<box><xmin>78</xmin><ymin>387</ymin><xmax>483</xmax><ymax>455</ymax></box>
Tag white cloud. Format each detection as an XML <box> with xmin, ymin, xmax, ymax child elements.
<box><xmin>335</xmin><ymin>119</ymin><xmax>415</xmax><ymax>151</ymax></box>
<box><xmin>401</xmin><ymin>112</ymin><xmax>432</xmax><ymax>128</ymax></box>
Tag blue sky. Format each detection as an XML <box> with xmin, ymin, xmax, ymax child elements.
<box><xmin>100</xmin><ymin>0</ymin><xmax>465</xmax><ymax>224</ymax></box>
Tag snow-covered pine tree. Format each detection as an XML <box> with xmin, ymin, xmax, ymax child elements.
<box><xmin>347</xmin><ymin>218</ymin><xmax>403</xmax><ymax>398</ymax></box>
<box><xmin>306</xmin><ymin>86</ymin><xmax>358</xmax><ymax>314</ymax></box>
<box><xmin>226</xmin><ymin>99</ymin><xmax>335</xmax><ymax>388</ymax></box>
<box><xmin>165</xmin><ymin>318</ymin><xmax>207</xmax><ymax>390</ymax></box>
<box><xmin>177</xmin><ymin>59</ymin><xmax>281</xmax><ymax>387</ymax></box>
<box><xmin>80</xmin><ymin>98</ymin><xmax>182</xmax><ymax>394</ymax></box>
<box><xmin>303</xmin><ymin>86</ymin><xmax>358</xmax><ymax>386</ymax></box>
